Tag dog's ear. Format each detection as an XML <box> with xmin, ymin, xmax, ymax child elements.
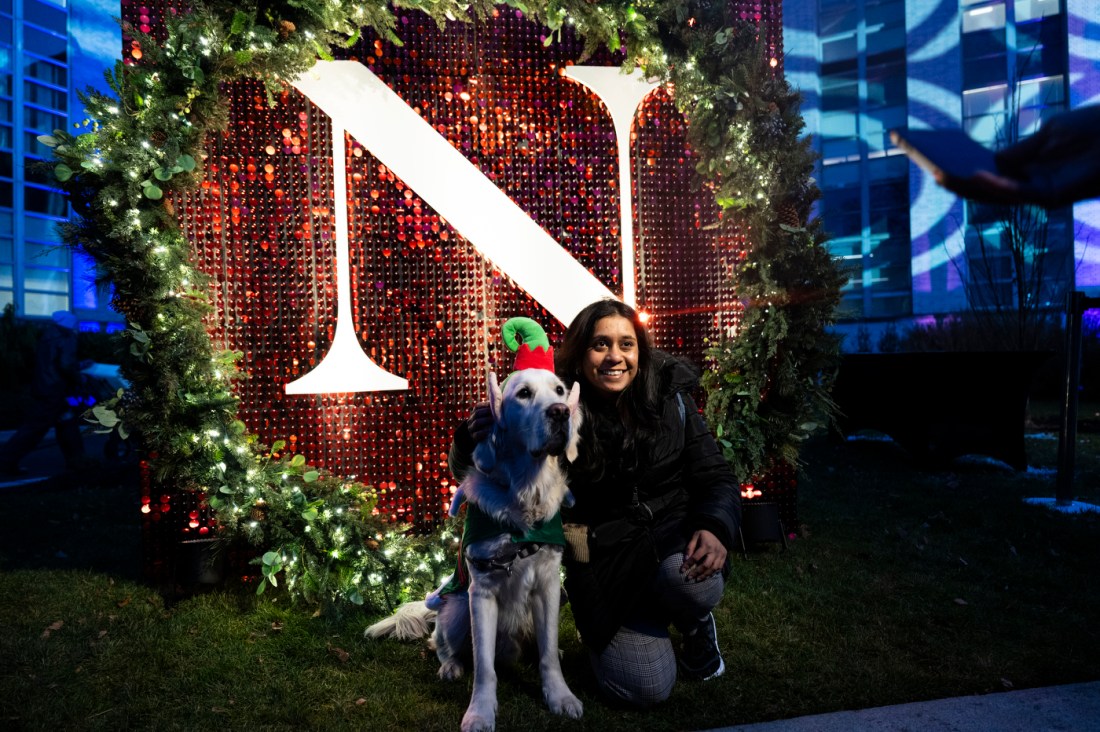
<box><xmin>487</xmin><ymin>371</ymin><xmax>504</xmax><ymax>427</ymax></box>
<box><xmin>565</xmin><ymin>381</ymin><xmax>582</xmax><ymax>463</ymax></box>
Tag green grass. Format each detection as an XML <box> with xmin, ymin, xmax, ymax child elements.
<box><xmin>2</xmin><ymin>417</ymin><xmax>1099</xmax><ymax>731</ymax></box>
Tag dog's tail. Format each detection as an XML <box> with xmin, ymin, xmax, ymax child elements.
<box><xmin>364</xmin><ymin>601</ymin><xmax>436</xmax><ymax>641</ymax></box>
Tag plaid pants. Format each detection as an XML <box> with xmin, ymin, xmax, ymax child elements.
<box><xmin>591</xmin><ymin>553</ymin><xmax>725</xmax><ymax>707</ymax></box>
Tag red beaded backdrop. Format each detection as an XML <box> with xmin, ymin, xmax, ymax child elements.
<box><xmin>122</xmin><ymin>1</ymin><xmax>789</xmax><ymax>541</ymax></box>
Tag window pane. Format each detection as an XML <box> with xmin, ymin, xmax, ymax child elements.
<box><xmin>23</xmin><ymin>26</ymin><xmax>66</xmax><ymax>63</ymax></box>
<box><xmin>821</xmin><ymin>111</ymin><xmax>857</xmax><ymax>138</ymax></box>
<box><xmin>822</xmin><ymin>35</ymin><xmax>858</xmax><ymax>63</ymax></box>
<box><xmin>24</xmin><ymin>80</ymin><xmax>65</xmax><ymax>110</ymax></box>
<box><xmin>1016</xmin><ymin>0</ymin><xmax>1061</xmax><ymax>22</ymax></box>
<box><xmin>963</xmin><ymin>54</ymin><xmax>1007</xmax><ymax>88</ymax></box>
<box><xmin>963</xmin><ymin>3</ymin><xmax>1005</xmax><ymax>32</ymax></box>
<box><xmin>25</xmin><ymin>291</ymin><xmax>68</xmax><ymax>317</ymax></box>
<box><xmin>24</xmin><ymin>158</ymin><xmax>55</xmax><ymax>185</ymax></box>
<box><xmin>25</xmin><ymin>0</ymin><xmax>67</xmax><ymax>34</ymax></box>
<box><xmin>0</xmin><ymin>234</ymin><xmax>11</xmax><ymax>259</ymax></box>
<box><xmin>24</xmin><ymin>185</ymin><xmax>67</xmax><ymax>216</ymax></box>
<box><xmin>24</xmin><ymin>57</ymin><xmax>65</xmax><ymax>86</ymax></box>
<box><xmin>964</xmin><ymin>84</ymin><xmax>1007</xmax><ymax>117</ymax></box>
<box><xmin>25</xmin><ymin>214</ymin><xmax>60</xmax><ymax>240</ymax></box>
<box><xmin>822</xmin><ymin>80</ymin><xmax>859</xmax><ymax>111</ymax></box>
<box><xmin>25</xmin><ymin>241</ymin><xmax>66</xmax><ymax>267</ymax></box>
<box><xmin>0</xmin><ymin>263</ymin><xmax>12</xmax><ymax>287</ymax></box>
<box><xmin>823</xmin><ymin>161</ymin><xmax>860</xmax><ymax>187</ymax></box>
<box><xmin>0</xmin><ymin>180</ymin><xmax>11</xmax><ymax>207</ymax></box>
<box><xmin>24</xmin><ymin>266</ymin><xmax>68</xmax><ymax>291</ymax></box>
<box><xmin>23</xmin><ymin>106</ymin><xmax>64</xmax><ymax>132</ymax></box>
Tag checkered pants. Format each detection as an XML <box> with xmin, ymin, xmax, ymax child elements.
<box><xmin>591</xmin><ymin>553</ymin><xmax>725</xmax><ymax>707</ymax></box>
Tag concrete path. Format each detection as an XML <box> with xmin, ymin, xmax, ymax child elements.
<box><xmin>709</xmin><ymin>680</ymin><xmax>1100</xmax><ymax>732</ymax></box>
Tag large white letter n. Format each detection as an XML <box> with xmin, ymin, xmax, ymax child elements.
<box><xmin>286</xmin><ymin>61</ymin><xmax>619</xmax><ymax>394</ymax></box>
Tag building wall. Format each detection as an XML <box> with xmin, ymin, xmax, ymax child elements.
<box><xmin>2</xmin><ymin>0</ymin><xmax>119</xmax><ymax>328</ymax></box>
<box><xmin>785</xmin><ymin>0</ymin><xmax>1093</xmax><ymax>349</ymax></box>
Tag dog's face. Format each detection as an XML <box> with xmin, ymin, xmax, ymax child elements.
<box><xmin>475</xmin><ymin>369</ymin><xmax>581</xmax><ymax>471</ymax></box>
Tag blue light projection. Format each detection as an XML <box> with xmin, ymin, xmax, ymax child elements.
<box><xmin>783</xmin><ymin>0</ymin><xmax>1100</xmax><ymax>319</ymax></box>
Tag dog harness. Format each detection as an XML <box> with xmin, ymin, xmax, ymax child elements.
<box><xmin>429</xmin><ymin>502</ymin><xmax>566</xmax><ymax>602</ymax></box>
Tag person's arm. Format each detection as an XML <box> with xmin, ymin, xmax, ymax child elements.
<box><xmin>940</xmin><ymin>106</ymin><xmax>1100</xmax><ymax>209</ymax></box>
<box><xmin>677</xmin><ymin>392</ymin><xmax>741</xmax><ymax>579</ymax></box>
<box><xmin>446</xmin><ymin>402</ymin><xmax>493</xmax><ymax>481</ymax></box>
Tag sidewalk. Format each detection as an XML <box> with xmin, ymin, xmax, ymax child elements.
<box><xmin>709</xmin><ymin>680</ymin><xmax>1100</xmax><ymax>732</ymax></box>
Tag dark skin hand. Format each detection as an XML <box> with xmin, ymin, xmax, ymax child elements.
<box><xmin>682</xmin><ymin>529</ymin><xmax>726</xmax><ymax>582</ymax></box>
<box><xmin>466</xmin><ymin>402</ymin><xmax>493</xmax><ymax>443</ymax></box>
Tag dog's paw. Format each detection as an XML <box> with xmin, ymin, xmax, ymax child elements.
<box><xmin>438</xmin><ymin>659</ymin><xmax>465</xmax><ymax>681</ymax></box>
<box><xmin>460</xmin><ymin>708</ymin><xmax>495</xmax><ymax>732</ymax></box>
<box><xmin>546</xmin><ymin>690</ymin><xmax>583</xmax><ymax>719</ymax></box>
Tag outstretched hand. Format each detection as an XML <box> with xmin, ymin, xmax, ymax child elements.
<box><xmin>682</xmin><ymin>529</ymin><xmax>726</xmax><ymax>582</ymax></box>
<box><xmin>938</xmin><ymin>105</ymin><xmax>1100</xmax><ymax>209</ymax></box>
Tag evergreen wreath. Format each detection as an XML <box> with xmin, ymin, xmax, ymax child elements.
<box><xmin>41</xmin><ymin>0</ymin><xmax>841</xmax><ymax>612</ymax></box>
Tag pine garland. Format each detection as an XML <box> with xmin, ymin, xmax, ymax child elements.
<box><xmin>42</xmin><ymin>0</ymin><xmax>841</xmax><ymax>611</ymax></box>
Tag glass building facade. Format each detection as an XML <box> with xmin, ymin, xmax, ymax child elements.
<box><xmin>1</xmin><ymin>0</ymin><xmax>118</xmax><ymax>326</ymax></box>
<box><xmin>784</xmin><ymin>0</ymin><xmax>1096</xmax><ymax>343</ymax></box>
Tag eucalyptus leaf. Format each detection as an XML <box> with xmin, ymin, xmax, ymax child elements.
<box><xmin>143</xmin><ymin>184</ymin><xmax>163</xmax><ymax>200</ymax></box>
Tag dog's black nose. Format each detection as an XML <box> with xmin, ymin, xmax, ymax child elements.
<box><xmin>547</xmin><ymin>403</ymin><xmax>570</xmax><ymax>423</ymax></box>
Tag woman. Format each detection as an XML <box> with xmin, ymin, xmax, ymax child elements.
<box><xmin>450</xmin><ymin>299</ymin><xmax>740</xmax><ymax>706</ymax></box>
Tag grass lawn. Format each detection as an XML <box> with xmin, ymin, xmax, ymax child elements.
<box><xmin>1</xmin><ymin>409</ymin><xmax>1098</xmax><ymax>731</ymax></box>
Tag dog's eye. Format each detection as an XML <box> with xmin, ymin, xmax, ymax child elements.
<box><xmin>555</xmin><ymin>385</ymin><xmax>565</xmax><ymax>396</ymax></box>
<box><xmin>516</xmin><ymin>386</ymin><xmax>532</xmax><ymax>399</ymax></box>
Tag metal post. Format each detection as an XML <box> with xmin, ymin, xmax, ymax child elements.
<box><xmin>1056</xmin><ymin>292</ymin><xmax>1083</xmax><ymax>505</ymax></box>
<box><xmin>1055</xmin><ymin>292</ymin><xmax>1100</xmax><ymax>505</ymax></box>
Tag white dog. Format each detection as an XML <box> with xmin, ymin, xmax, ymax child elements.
<box><xmin>366</xmin><ymin>367</ymin><xmax>583</xmax><ymax>732</ymax></box>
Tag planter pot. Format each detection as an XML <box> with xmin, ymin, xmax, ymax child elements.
<box><xmin>177</xmin><ymin>537</ymin><xmax>225</xmax><ymax>586</ymax></box>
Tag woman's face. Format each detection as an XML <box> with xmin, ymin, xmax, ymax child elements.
<box><xmin>582</xmin><ymin>315</ymin><xmax>639</xmax><ymax>399</ymax></box>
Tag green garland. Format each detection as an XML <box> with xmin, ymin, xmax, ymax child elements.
<box><xmin>42</xmin><ymin>0</ymin><xmax>840</xmax><ymax>611</ymax></box>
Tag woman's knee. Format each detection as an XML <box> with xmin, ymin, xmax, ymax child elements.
<box><xmin>655</xmin><ymin>553</ymin><xmax>725</xmax><ymax>612</ymax></box>
<box><xmin>591</xmin><ymin>628</ymin><xmax>676</xmax><ymax>707</ymax></box>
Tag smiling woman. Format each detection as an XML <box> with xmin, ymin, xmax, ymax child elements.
<box><xmin>41</xmin><ymin>0</ymin><xmax>841</xmax><ymax>611</ymax></box>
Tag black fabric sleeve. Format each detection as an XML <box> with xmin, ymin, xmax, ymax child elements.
<box><xmin>447</xmin><ymin>419</ymin><xmax>478</xmax><ymax>482</ymax></box>
<box><xmin>678</xmin><ymin>392</ymin><xmax>741</xmax><ymax>550</ymax></box>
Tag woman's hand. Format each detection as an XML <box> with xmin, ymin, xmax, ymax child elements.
<box><xmin>681</xmin><ymin>529</ymin><xmax>727</xmax><ymax>582</ymax></box>
<box><xmin>466</xmin><ymin>401</ymin><xmax>493</xmax><ymax>443</ymax></box>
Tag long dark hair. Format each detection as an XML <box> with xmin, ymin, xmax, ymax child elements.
<box><xmin>555</xmin><ymin>299</ymin><xmax>663</xmax><ymax>478</ymax></box>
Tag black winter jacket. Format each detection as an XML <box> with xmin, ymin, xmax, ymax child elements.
<box><xmin>560</xmin><ymin>353</ymin><xmax>740</xmax><ymax>651</ymax></box>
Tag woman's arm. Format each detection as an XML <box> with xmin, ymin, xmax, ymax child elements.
<box><xmin>678</xmin><ymin>392</ymin><xmax>742</xmax><ymax>552</ymax></box>
<box><xmin>446</xmin><ymin>402</ymin><xmax>493</xmax><ymax>481</ymax></box>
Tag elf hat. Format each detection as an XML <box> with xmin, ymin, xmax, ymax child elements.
<box><xmin>501</xmin><ymin>317</ymin><xmax>554</xmax><ymax>377</ymax></box>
